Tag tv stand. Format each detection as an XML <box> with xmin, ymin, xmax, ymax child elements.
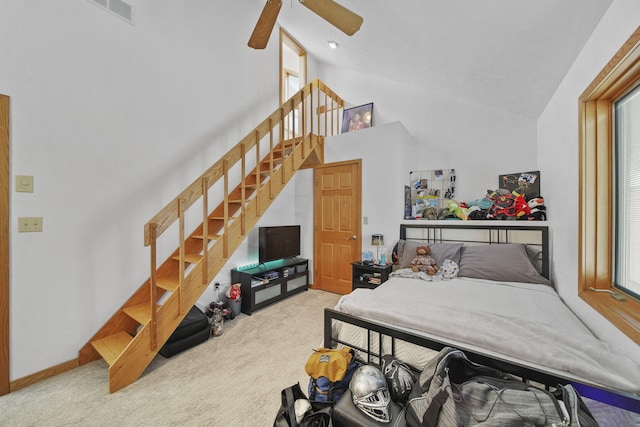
<box><xmin>230</xmin><ymin>257</ymin><xmax>309</xmax><ymax>315</ymax></box>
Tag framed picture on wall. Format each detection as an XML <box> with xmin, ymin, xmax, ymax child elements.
<box><xmin>499</xmin><ymin>170</ymin><xmax>540</xmax><ymax>199</ymax></box>
<box><xmin>341</xmin><ymin>103</ymin><xmax>373</xmax><ymax>133</ymax></box>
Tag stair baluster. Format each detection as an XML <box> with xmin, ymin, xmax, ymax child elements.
<box><xmin>79</xmin><ymin>79</ymin><xmax>344</xmax><ymax>393</ymax></box>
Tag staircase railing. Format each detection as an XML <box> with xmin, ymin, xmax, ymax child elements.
<box><xmin>143</xmin><ymin>78</ymin><xmax>343</xmax><ymax>350</ymax></box>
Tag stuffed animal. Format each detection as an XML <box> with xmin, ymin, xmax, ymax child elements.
<box><xmin>527</xmin><ymin>196</ymin><xmax>547</xmax><ymax>220</ymax></box>
<box><xmin>485</xmin><ymin>188</ymin><xmax>534</xmax><ymax>220</ymax></box>
<box><xmin>447</xmin><ymin>199</ymin><xmax>467</xmax><ymax>220</ymax></box>
<box><xmin>422</xmin><ymin>206</ymin><xmax>438</xmax><ymax>220</ymax></box>
<box><xmin>486</xmin><ymin>188</ymin><xmax>531</xmax><ymax>220</ymax></box>
<box><xmin>437</xmin><ymin>199</ymin><xmax>467</xmax><ymax>220</ymax></box>
<box><xmin>466</xmin><ymin>197</ymin><xmax>493</xmax><ymax>220</ymax></box>
<box><xmin>410</xmin><ymin>246</ymin><xmax>439</xmax><ymax>275</ymax></box>
<box><xmin>512</xmin><ymin>189</ymin><xmax>531</xmax><ymax>220</ymax></box>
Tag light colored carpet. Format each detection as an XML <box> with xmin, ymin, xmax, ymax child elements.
<box><xmin>2</xmin><ymin>288</ymin><xmax>639</xmax><ymax>427</ymax></box>
<box><xmin>0</xmin><ymin>289</ymin><xmax>342</xmax><ymax>427</ymax></box>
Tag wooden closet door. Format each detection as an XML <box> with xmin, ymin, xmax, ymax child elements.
<box><xmin>313</xmin><ymin>160</ymin><xmax>361</xmax><ymax>294</ymax></box>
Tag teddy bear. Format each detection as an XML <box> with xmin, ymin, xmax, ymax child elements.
<box><xmin>410</xmin><ymin>246</ymin><xmax>439</xmax><ymax>275</ymax></box>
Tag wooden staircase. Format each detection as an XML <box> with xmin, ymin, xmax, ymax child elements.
<box><xmin>78</xmin><ymin>79</ymin><xmax>344</xmax><ymax>393</ymax></box>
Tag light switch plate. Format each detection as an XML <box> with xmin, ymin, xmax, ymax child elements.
<box><xmin>18</xmin><ymin>217</ymin><xmax>43</xmax><ymax>232</ymax></box>
<box><xmin>16</xmin><ymin>175</ymin><xmax>34</xmax><ymax>193</ymax></box>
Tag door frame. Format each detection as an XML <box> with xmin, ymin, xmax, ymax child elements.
<box><xmin>312</xmin><ymin>159</ymin><xmax>362</xmax><ymax>292</ymax></box>
<box><xmin>1</xmin><ymin>94</ymin><xmax>10</xmax><ymax>396</ymax></box>
<box><xmin>279</xmin><ymin>29</ymin><xmax>307</xmax><ymax>106</ymax></box>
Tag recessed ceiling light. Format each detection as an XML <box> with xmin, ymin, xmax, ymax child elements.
<box><xmin>327</xmin><ymin>40</ymin><xmax>339</xmax><ymax>49</ymax></box>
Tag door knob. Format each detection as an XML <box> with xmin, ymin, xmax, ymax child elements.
<box><xmin>347</xmin><ymin>235</ymin><xmax>357</xmax><ymax>240</ymax></box>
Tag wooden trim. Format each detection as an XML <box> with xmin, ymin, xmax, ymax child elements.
<box><xmin>0</xmin><ymin>94</ymin><xmax>9</xmax><ymax>396</ymax></box>
<box><xmin>279</xmin><ymin>29</ymin><xmax>307</xmax><ymax>106</ymax></box>
<box><xmin>10</xmin><ymin>359</ymin><xmax>78</xmax><ymax>392</ymax></box>
<box><xmin>579</xmin><ymin>26</ymin><xmax>640</xmax><ymax>345</ymax></box>
<box><xmin>580</xmin><ymin>291</ymin><xmax>640</xmax><ymax>344</ymax></box>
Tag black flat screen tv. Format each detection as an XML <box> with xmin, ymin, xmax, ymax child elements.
<box><xmin>259</xmin><ymin>225</ymin><xmax>301</xmax><ymax>263</ymax></box>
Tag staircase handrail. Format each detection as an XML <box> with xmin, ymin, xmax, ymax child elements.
<box><xmin>143</xmin><ymin>78</ymin><xmax>343</xmax><ymax>245</ymax></box>
<box><xmin>141</xmin><ymin>78</ymin><xmax>343</xmax><ymax>348</ymax></box>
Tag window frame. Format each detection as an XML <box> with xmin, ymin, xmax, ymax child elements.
<box><xmin>579</xmin><ymin>25</ymin><xmax>640</xmax><ymax>345</ymax></box>
<box><xmin>279</xmin><ymin>29</ymin><xmax>307</xmax><ymax>106</ymax></box>
<box><xmin>613</xmin><ymin>85</ymin><xmax>640</xmax><ymax>300</ymax></box>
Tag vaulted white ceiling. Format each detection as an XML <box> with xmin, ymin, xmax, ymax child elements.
<box><xmin>249</xmin><ymin>0</ymin><xmax>612</xmax><ymax>118</ymax></box>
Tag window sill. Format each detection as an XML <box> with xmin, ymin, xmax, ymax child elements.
<box><xmin>579</xmin><ymin>290</ymin><xmax>640</xmax><ymax>346</ymax></box>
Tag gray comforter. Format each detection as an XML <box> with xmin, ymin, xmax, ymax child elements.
<box><xmin>335</xmin><ymin>275</ymin><xmax>640</xmax><ymax>394</ymax></box>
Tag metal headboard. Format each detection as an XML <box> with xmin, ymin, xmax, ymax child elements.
<box><xmin>399</xmin><ymin>223</ymin><xmax>550</xmax><ymax>280</ymax></box>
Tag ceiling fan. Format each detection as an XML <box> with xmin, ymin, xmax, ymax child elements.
<box><xmin>248</xmin><ymin>0</ymin><xmax>363</xmax><ymax>49</ymax></box>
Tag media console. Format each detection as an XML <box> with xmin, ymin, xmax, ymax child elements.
<box><xmin>230</xmin><ymin>257</ymin><xmax>309</xmax><ymax>315</ymax></box>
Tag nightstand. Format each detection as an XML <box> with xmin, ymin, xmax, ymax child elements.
<box><xmin>351</xmin><ymin>262</ymin><xmax>392</xmax><ymax>290</ymax></box>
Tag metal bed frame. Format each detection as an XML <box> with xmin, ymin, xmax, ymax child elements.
<box><xmin>323</xmin><ymin>223</ymin><xmax>640</xmax><ymax>414</ymax></box>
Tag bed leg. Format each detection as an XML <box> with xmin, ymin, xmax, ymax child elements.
<box><xmin>323</xmin><ymin>310</ymin><xmax>332</xmax><ymax>348</ymax></box>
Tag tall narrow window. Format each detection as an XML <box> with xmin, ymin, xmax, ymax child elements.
<box><xmin>279</xmin><ymin>29</ymin><xmax>307</xmax><ymax>105</ymax></box>
<box><xmin>279</xmin><ymin>30</ymin><xmax>306</xmax><ymax>138</ymax></box>
<box><xmin>285</xmin><ymin>71</ymin><xmax>300</xmax><ymax>101</ymax></box>
<box><xmin>579</xmin><ymin>26</ymin><xmax>640</xmax><ymax>345</ymax></box>
<box><xmin>615</xmin><ymin>83</ymin><xmax>640</xmax><ymax>299</ymax></box>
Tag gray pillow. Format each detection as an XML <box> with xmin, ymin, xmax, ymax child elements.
<box><xmin>398</xmin><ymin>240</ymin><xmax>463</xmax><ymax>268</ymax></box>
<box><xmin>458</xmin><ymin>243</ymin><xmax>550</xmax><ymax>285</ymax></box>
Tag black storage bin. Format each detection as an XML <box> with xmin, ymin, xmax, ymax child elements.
<box><xmin>159</xmin><ymin>306</ymin><xmax>210</xmax><ymax>358</ymax></box>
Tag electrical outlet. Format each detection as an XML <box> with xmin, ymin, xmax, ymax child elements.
<box><xmin>16</xmin><ymin>175</ymin><xmax>34</xmax><ymax>193</ymax></box>
<box><xmin>18</xmin><ymin>217</ymin><xmax>43</xmax><ymax>232</ymax></box>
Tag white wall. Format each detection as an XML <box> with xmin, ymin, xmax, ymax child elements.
<box><xmin>0</xmin><ymin>1</ymin><xmax>315</xmax><ymax>380</ymax></box>
<box><xmin>324</xmin><ymin>122</ymin><xmax>416</xmax><ymax>257</ymax></box>
<box><xmin>317</xmin><ymin>67</ymin><xmax>539</xmax><ymax>261</ymax></box>
<box><xmin>538</xmin><ymin>0</ymin><xmax>640</xmax><ymax>358</ymax></box>
<box><xmin>317</xmin><ymin>66</ymin><xmax>539</xmax><ymax>204</ymax></box>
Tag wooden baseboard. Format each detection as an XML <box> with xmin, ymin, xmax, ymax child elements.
<box><xmin>10</xmin><ymin>358</ymin><xmax>78</xmax><ymax>392</ymax></box>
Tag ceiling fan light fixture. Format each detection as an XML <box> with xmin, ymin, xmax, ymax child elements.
<box><xmin>328</xmin><ymin>39</ymin><xmax>339</xmax><ymax>49</ymax></box>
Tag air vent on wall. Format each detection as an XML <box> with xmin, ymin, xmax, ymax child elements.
<box><xmin>87</xmin><ymin>0</ymin><xmax>134</xmax><ymax>25</ymax></box>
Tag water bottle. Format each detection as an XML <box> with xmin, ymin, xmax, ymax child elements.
<box><xmin>380</xmin><ymin>253</ymin><xmax>387</xmax><ymax>265</ymax></box>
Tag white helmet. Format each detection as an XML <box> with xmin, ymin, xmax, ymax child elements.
<box><xmin>349</xmin><ymin>365</ymin><xmax>392</xmax><ymax>423</ymax></box>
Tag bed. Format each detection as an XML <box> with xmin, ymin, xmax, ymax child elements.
<box><xmin>323</xmin><ymin>223</ymin><xmax>640</xmax><ymax>416</ymax></box>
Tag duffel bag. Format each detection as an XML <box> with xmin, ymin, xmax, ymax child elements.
<box><xmin>405</xmin><ymin>347</ymin><xmax>599</xmax><ymax>427</ymax></box>
<box><xmin>274</xmin><ymin>382</ymin><xmax>333</xmax><ymax>427</ymax></box>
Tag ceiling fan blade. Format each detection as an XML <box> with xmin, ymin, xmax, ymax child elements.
<box><xmin>299</xmin><ymin>0</ymin><xmax>363</xmax><ymax>36</ymax></box>
<box><xmin>248</xmin><ymin>0</ymin><xmax>282</xmax><ymax>49</ymax></box>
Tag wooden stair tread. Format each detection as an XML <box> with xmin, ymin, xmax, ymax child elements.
<box><xmin>259</xmin><ymin>162</ymin><xmax>282</xmax><ymax>170</ymax></box>
<box><xmin>279</xmin><ymin>140</ymin><xmax>298</xmax><ymax>148</ymax></box>
<box><xmin>193</xmin><ymin>233</ymin><xmax>221</xmax><ymax>241</ymax></box>
<box><xmin>91</xmin><ymin>332</ymin><xmax>133</xmax><ymax>366</ymax></box>
<box><xmin>156</xmin><ymin>277</ymin><xmax>179</xmax><ymax>291</ymax></box>
<box><xmin>172</xmin><ymin>253</ymin><xmax>203</xmax><ymax>264</ymax></box>
<box><xmin>123</xmin><ymin>303</ymin><xmax>152</xmax><ymax>325</ymax></box>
